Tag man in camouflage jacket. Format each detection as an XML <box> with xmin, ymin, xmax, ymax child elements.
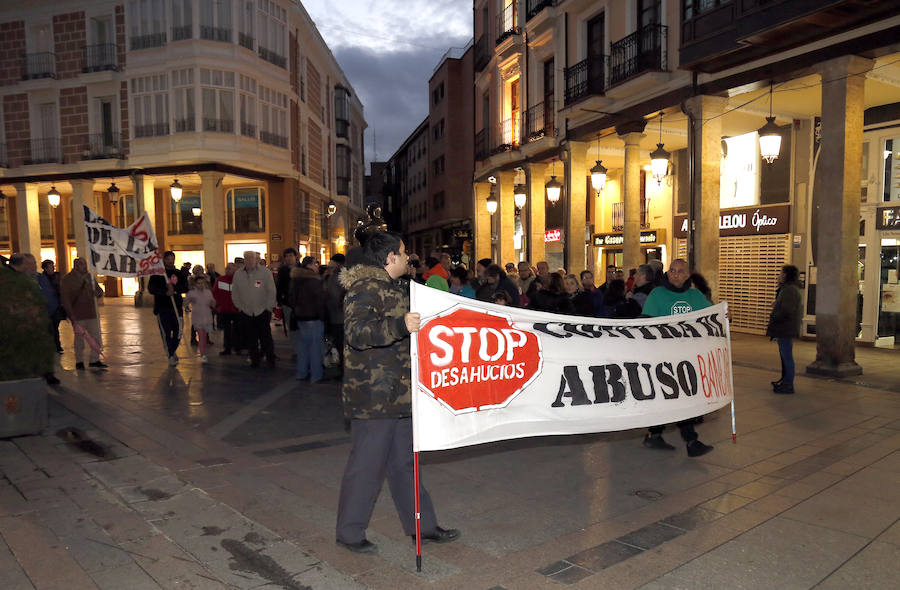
<box><xmin>335</xmin><ymin>231</ymin><xmax>459</xmax><ymax>553</ymax></box>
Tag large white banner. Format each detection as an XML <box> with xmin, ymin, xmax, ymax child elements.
<box><xmin>83</xmin><ymin>205</ymin><xmax>164</xmax><ymax>277</ymax></box>
<box><xmin>411</xmin><ymin>282</ymin><xmax>734</xmax><ymax>452</ymax></box>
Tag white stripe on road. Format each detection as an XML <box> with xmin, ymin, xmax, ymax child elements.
<box><xmin>206</xmin><ymin>379</ymin><xmax>297</xmax><ymax>440</ymax></box>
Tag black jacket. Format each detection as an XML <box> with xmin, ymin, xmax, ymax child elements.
<box><xmin>148</xmin><ymin>266</ymin><xmax>189</xmax><ymax>315</ymax></box>
<box><xmin>766</xmin><ymin>282</ymin><xmax>803</xmax><ymax>338</ymax></box>
<box><xmin>287</xmin><ymin>266</ymin><xmax>326</xmax><ymax>325</ymax></box>
<box><xmin>276</xmin><ymin>263</ymin><xmax>297</xmax><ymax>306</ymax></box>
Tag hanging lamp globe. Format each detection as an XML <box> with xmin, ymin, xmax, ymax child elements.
<box><xmin>649</xmin><ymin>143</ymin><xmax>671</xmax><ymax>185</ymax></box>
<box><xmin>486</xmin><ymin>192</ymin><xmax>498</xmax><ymax>214</ymax></box>
<box><xmin>170</xmin><ymin>178</ymin><xmax>183</xmax><ymax>202</ymax></box>
<box><xmin>47</xmin><ymin>186</ymin><xmax>61</xmax><ymax>208</ymax></box>
<box><xmin>326</xmin><ymin>199</ymin><xmax>337</xmax><ymax>217</ymax></box>
<box><xmin>590</xmin><ymin>160</ymin><xmax>608</xmax><ymax>193</ymax></box>
<box><xmin>107</xmin><ymin>182</ymin><xmax>120</xmax><ymax>204</ymax></box>
<box><xmin>545</xmin><ymin>176</ymin><xmax>562</xmax><ymax>205</ymax></box>
<box><xmin>513</xmin><ymin>184</ymin><xmax>527</xmax><ymax>209</ymax></box>
<box><xmin>758</xmin><ymin>116</ymin><xmax>782</xmax><ymax>164</ymax></box>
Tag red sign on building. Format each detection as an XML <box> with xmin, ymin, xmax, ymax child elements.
<box><xmin>544</xmin><ymin>229</ymin><xmax>562</xmax><ymax>243</ymax></box>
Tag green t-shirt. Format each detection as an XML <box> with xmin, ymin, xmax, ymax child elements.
<box><xmin>641</xmin><ymin>285</ymin><xmax>711</xmax><ymax>317</ymax></box>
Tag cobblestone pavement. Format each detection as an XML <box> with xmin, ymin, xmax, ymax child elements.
<box><xmin>1</xmin><ymin>299</ymin><xmax>899</xmax><ymax>589</ymax></box>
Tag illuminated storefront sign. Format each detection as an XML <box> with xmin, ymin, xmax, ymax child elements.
<box><xmin>674</xmin><ymin>204</ymin><xmax>790</xmax><ymax>238</ymax></box>
<box><xmin>592</xmin><ymin>230</ymin><xmax>662</xmax><ymax>247</ymax></box>
<box><xmin>544</xmin><ymin>229</ymin><xmax>562</xmax><ymax>243</ymax></box>
<box><xmin>876</xmin><ymin>206</ymin><xmax>900</xmax><ymax>230</ymax></box>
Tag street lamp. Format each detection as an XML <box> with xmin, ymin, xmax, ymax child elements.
<box><xmin>649</xmin><ymin>113</ymin><xmax>670</xmax><ymax>185</ymax></box>
<box><xmin>486</xmin><ymin>192</ymin><xmax>498</xmax><ymax>214</ymax></box>
<box><xmin>191</xmin><ymin>207</ymin><xmax>202</xmax><ymax>217</ymax></box>
<box><xmin>758</xmin><ymin>83</ymin><xmax>781</xmax><ymax>164</ymax></box>
<box><xmin>326</xmin><ymin>199</ymin><xmax>336</xmax><ymax>217</ymax></box>
<box><xmin>47</xmin><ymin>186</ymin><xmax>61</xmax><ymax>208</ymax></box>
<box><xmin>170</xmin><ymin>178</ymin><xmax>183</xmax><ymax>202</ymax></box>
<box><xmin>590</xmin><ymin>160</ymin><xmax>608</xmax><ymax>194</ymax></box>
<box><xmin>514</xmin><ymin>183</ymin><xmax>527</xmax><ymax>209</ymax></box>
<box><xmin>107</xmin><ymin>182</ymin><xmax>120</xmax><ymax>205</ymax></box>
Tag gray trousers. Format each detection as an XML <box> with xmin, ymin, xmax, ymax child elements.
<box><xmin>336</xmin><ymin>417</ymin><xmax>438</xmax><ymax>544</ymax></box>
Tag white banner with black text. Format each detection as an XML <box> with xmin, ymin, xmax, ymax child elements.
<box><xmin>83</xmin><ymin>205</ymin><xmax>164</xmax><ymax>277</ymax></box>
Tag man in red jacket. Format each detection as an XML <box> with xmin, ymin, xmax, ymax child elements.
<box><xmin>212</xmin><ymin>263</ymin><xmax>241</xmax><ymax>355</ymax></box>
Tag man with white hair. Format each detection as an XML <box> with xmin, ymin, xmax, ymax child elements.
<box><xmin>231</xmin><ymin>250</ymin><xmax>277</xmax><ymax>367</ymax></box>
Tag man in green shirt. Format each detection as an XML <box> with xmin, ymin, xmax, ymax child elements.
<box><xmin>641</xmin><ymin>259</ymin><xmax>715</xmax><ymax>457</ymax></box>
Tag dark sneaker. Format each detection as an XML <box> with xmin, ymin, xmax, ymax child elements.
<box><xmin>336</xmin><ymin>539</ymin><xmax>376</xmax><ymax>554</ymax></box>
<box><xmin>687</xmin><ymin>440</ymin><xmax>714</xmax><ymax>457</ymax></box>
<box><xmin>643</xmin><ymin>434</ymin><xmax>676</xmax><ymax>451</ymax></box>
<box><xmin>75</xmin><ymin>362</ymin><xmax>85</xmax><ymax>371</ymax></box>
<box><xmin>411</xmin><ymin>526</ymin><xmax>460</xmax><ymax>544</ymax></box>
<box><xmin>89</xmin><ymin>361</ymin><xmax>108</xmax><ymax>369</ymax></box>
<box><xmin>771</xmin><ymin>379</ymin><xmax>784</xmax><ymax>387</ymax></box>
<box><xmin>773</xmin><ymin>384</ymin><xmax>795</xmax><ymax>394</ymax></box>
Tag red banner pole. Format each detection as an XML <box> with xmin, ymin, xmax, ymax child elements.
<box><xmin>414</xmin><ymin>450</ymin><xmax>422</xmax><ymax>572</ymax></box>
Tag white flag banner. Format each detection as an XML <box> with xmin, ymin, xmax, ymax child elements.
<box><xmin>83</xmin><ymin>205</ymin><xmax>165</xmax><ymax>277</ymax></box>
<box><xmin>410</xmin><ymin>282</ymin><xmax>734</xmax><ymax>452</ymax></box>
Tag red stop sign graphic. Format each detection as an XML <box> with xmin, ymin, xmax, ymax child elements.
<box><xmin>417</xmin><ymin>306</ymin><xmax>542</xmax><ymax>414</ymax></box>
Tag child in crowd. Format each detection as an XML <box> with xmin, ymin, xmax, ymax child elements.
<box><xmin>184</xmin><ymin>274</ymin><xmax>216</xmax><ymax>363</ymax></box>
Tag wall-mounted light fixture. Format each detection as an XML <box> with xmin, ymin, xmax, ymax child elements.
<box><xmin>170</xmin><ymin>178</ymin><xmax>183</xmax><ymax>202</ymax></box>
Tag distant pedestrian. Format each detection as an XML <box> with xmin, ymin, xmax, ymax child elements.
<box><xmin>766</xmin><ymin>265</ymin><xmax>803</xmax><ymax>394</ymax></box>
<box><xmin>528</xmin><ymin>273</ymin><xmax>566</xmax><ymax>313</ymax></box>
<box><xmin>213</xmin><ymin>263</ymin><xmax>241</xmax><ymax>356</ymax></box>
<box><xmin>449</xmin><ymin>267</ymin><xmax>476</xmax><ymax>298</ymax></box>
<box><xmin>231</xmin><ymin>251</ymin><xmax>277</xmax><ymax>368</ymax></box>
<box><xmin>335</xmin><ymin>231</ymin><xmax>458</xmax><ymax>553</ymax></box>
<box><xmin>60</xmin><ymin>257</ymin><xmax>107</xmax><ymax>370</ymax></box>
<box><xmin>620</xmin><ymin>264</ymin><xmax>655</xmax><ymax>317</ymax></box>
<box><xmin>641</xmin><ymin>259</ymin><xmax>714</xmax><ymax>457</ymax></box>
<box><xmin>562</xmin><ymin>274</ymin><xmax>594</xmax><ymax>316</ymax></box>
<box><xmin>39</xmin><ymin>259</ymin><xmax>64</xmax><ymax>353</ymax></box>
<box><xmin>580</xmin><ymin>269</ymin><xmax>595</xmax><ymax>292</ymax></box>
<box><xmin>148</xmin><ymin>251</ymin><xmax>190</xmax><ymax>365</ymax></box>
<box><xmin>189</xmin><ymin>265</ymin><xmax>211</xmax><ymax>346</ymax></box>
<box><xmin>288</xmin><ymin>256</ymin><xmax>326</xmax><ymax>382</ymax></box>
<box><xmin>596</xmin><ymin>279</ymin><xmax>628</xmax><ymax>318</ymax></box>
<box><xmin>184</xmin><ymin>274</ymin><xmax>216</xmax><ymax>363</ymax></box>
<box><xmin>482</xmin><ymin>264</ymin><xmax>520</xmax><ymax>306</ymax></box>
<box><xmin>276</xmin><ymin>248</ymin><xmax>299</xmax><ymax>338</ymax></box>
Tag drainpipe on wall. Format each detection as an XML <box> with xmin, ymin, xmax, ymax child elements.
<box><xmin>684</xmin><ymin>72</ymin><xmax>699</xmax><ymax>271</ymax></box>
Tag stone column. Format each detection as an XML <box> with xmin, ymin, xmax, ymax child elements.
<box><xmin>526</xmin><ymin>162</ymin><xmax>548</xmax><ymax>264</ymax></box>
<box><xmin>133</xmin><ymin>175</ymin><xmax>157</xmax><ymax>235</ymax></box>
<box><xmin>199</xmin><ymin>171</ymin><xmax>226</xmax><ymax>271</ymax></box>
<box><xmin>497</xmin><ymin>170</ymin><xmax>516</xmax><ymax>265</ymax></box>
<box><xmin>807</xmin><ymin>55</ymin><xmax>873</xmax><ymax>377</ymax></box>
<box><xmin>617</xmin><ymin>127</ymin><xmax>646</xmax><ymax>272</ymax></box>
<box><xmin>566</xmin><ymin>141</ymin><xmax>588</xmax><ymax>277</ymax></box>
<box><xmin>473</xmin><ymin>181</ymin><xmax>492</xmax><ymax>262</ymax></box>
<box><xmin>683</xmin><ymin>96</ymin><xmax>727</xmax><ymax>301</ymax></box>
<box><xmin>13</xmin><ymin>183</ymin><xmax>41</xmax><ymax>257</ymax></box>
<box><xmin>69</xmin><ymin>180</ymin><xmax>95</xmax><ymax>260</ymax></box>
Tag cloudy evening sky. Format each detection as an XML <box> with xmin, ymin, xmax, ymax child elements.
<box><xmin>302</xmin><ymin>0</ymin><xmax>472</xmax><ymax>169</ymax></box>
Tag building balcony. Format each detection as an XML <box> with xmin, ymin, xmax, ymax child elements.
<box><xmin>475</xmin><ymin>128</ymin><xmax>489</xmax><ymax>161</ymax></box>
<box><xmin>259</xmin><ymin>131</ymin><xmax>288</xmax><ymax>148</ymax></box>
<box><xmin>26</xmin><ymin>138</ymin><xmax>61</xmax><ymax>165</ymax></box>
<box><xmin>85</xmin><ymin>132</ymin><xmax>125</xmax><ymax>159</ymax></box>
<box><xmin>82</xmin><ymin>44</ymin><xmax>118</xmax><ymax>73</ymax></box>
<box><xmin>200</xmin><ymin>25</ymin><xmax>231</xmax><ymax>43</ymax></box>
<box><xmin>474</xmin><ymin>35</ymin><xmax>490</xmax><ymax>73</ymax></box>
<box><xmin>564</xmin><ymin>56</ymin><xmax>607</xmax><ymax>105</ymax></box>
<box><xmin>258</xmin><ymin>46</ymin><xmax>286</xmax><ymax>69</ymax></box>
<box><xmin>203</xmin><ymin>118</ymin><xmax>234</xmax><ymax>133</ymax></box>
<box><xmin>611</xmin><ymin>199</ymin><xmax>651</xmax><ymax>232</ymax></box>
<box><xmin>493</xmin><ymin>118</ymin><xmax>519</xmax><ymax>153</ymax></box>
<box><xmin>609</xmin><ymin>24</ymin><xmax>667</xmax><ymax>87</ymax></box>
<box><xmin>130</xmin><ymin>33</ymin><xmax>166</xmax><ymax>51</ymax></box>
<box><xmin>240</xmin><ymin>122</ymin><xmax>256</xmax><ymax>138</ymax></box>
<box><xmin>496</xmin><ymin>4</ymin><xmax>520</xmax><ymax>45</ymax></box>
<box><xmin>524</xmin><ymin>101</ymin><xmax>554</xmax><ymax>142</ymax></box>
<box><xmin>134</xmin><ymin>123</ymin><xmax>169</xmax><ymax>138</ymax></box>
<box><xmin>174</xmin><ymin>117</ymin><xmax>195</xmax><ymax>132</ymax></box>
<box><xmin>238</xmin><ymin>32</ymin><xmax>254</xmax><ymax>50</ymax></box>
<box><xmin>23</xmin><ymin>52</ymin><xmax>56</xmax><ymax>80</ymax></box>
<box><xmin>526</xmin><ymin>0</ymin><xmax>557</xmax><ymax>22</ymax></box>
<box><xmin>171</xmin><ymin>25</ymin><xmax>192</xmax><ymax>41</ymax></box>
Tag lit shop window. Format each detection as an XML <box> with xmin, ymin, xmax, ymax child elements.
<box><xmin>226</xmin><ymin>187</ymin><xmax>266</xmax><ymax>233</ymax></box>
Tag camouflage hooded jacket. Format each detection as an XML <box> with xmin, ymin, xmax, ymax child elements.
<box><xmin>338</xmin><ymin>263</ymin><xmax>412</xmax><ymax>419</ymax></box>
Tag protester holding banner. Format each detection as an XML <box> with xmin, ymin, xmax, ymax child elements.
<box><xmin>335</xmin><ymin>231</ymin><xmax>459</xmax><ymax>554</ymax></box>
<box><xmin>60</xmin><ymin>258</ymin><xmax>107</xmax><ymax>370</ymax></box>
<box><xmin>641</xmin><ymin>259</ymin><xmax>715</xmax><ymax>457</ymax></box>
<box><xmin>148</xmin><ymin>251</ymin><xmax>190</xmax><ymax>366</ymax></box>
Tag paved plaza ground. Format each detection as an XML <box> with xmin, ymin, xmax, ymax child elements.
<box><xmin>2</xmin><ymin>298</ymin><xmax>899</xmax><ymax>589</ymax></box>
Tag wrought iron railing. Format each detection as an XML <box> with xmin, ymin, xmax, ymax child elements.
<box><xmin>496</xmin><ymin>3</ymin><xmax>520</xmax><ymax>45</ymax></box>
<box><xmin>612</xmin><ymin>199</ymin><xmax>651</xmax><ymax>231</ymax></box>
<box><xmin>475</xmin><ymin>128</ymin><xmax>489</xmax><ymax>161</ymax></box>
<box><xmin>134</xmin><ymin>123</ymin><xmax>169</xmax><ymax>138</ymax></box>
<box><xmin>130</xmin><ymin>32</ymin><xmax>166</xmax><ymax>50</ymax></box>
<box><xmin>83</xmin><ymin>44</ymin><xmax>118</xmax><ymax>72</ymax></box>
<box><xmin>258</xmin><ymin>46</ymin><xmax>286</xmax><ymax>68</ymax></box>
<box><xmin>27</xmin><ymin>137</ymin><xmax>62</xmax><ymax>164</ymax></box>
<box><xmin>564</xmin><ymin>55</ymin><xmax>607</xmax><ymax>105</ymax></box>
<box><xmin>494</xmin><ymin>118</ymin><xmax>518</xmax><ymax>153</ymax></box>
<box><xmin>200</xmin><ymin>25</ymin><xmax>231</xmax><ymax>42</ymax></box>
<box><xmin>238</xmin><ymin>32</ymin><xmax>254</xmax><ymax>50</ymax></box>
<box><xmin>86</xmin><ymin>132</ymin><xmax>125</xmax><ymax>159</ymax></box>
<box><xmin>23</xmin><ymin>52</ymin><xmax>56</xmax><ymax>79</ymax></box>
<box><xmin>171</xmin><ymin>25</ymin><xmax>192</xmax><ymax>41</ymax></box>
<box><xmin>526</xmin><ymin>0</ymin><xmax>557</xmax><ymax>21</ymax></box>
<box><xmin>260</xmin><ymin>131</ymin><xmax>288</xmax><ymax>148</ymax></box>
<box><xmin>203</xmin><ymin>118</ymin><xmax>234</xmax><ymax>133</ymax></box>
<box><xmin>474</xmin><ymin>35</ymin><xmax>490</xmax><ymax>73</ymax></box>
<box><xmin>175</xmin><ymin>117</ymin><xmax>195</xmax><ymax>132</ymax></box>
<box><xmin>525</xmin><ymin>101</ymin><xmax>554</xmax><ymax>142</ymax></box>
<box><xmin>609</xmin><ymin>24</ymin><xmax>667</xmax><ymax>87</ymax></box>
<box><xmin>240</xmin><ymin>122</ymin><xmax>256</xmax><ymax>138</ymax></box>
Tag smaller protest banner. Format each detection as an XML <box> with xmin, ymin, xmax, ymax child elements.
<box><xmin>83</xmin><ymin>206</ymin><xmax>164</xmax><ymax>277</ymax></box>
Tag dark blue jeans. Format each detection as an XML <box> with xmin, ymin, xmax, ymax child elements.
<box><xmin>777</xmin><ymin>337</ymin><xmax>794</xmax><ymax>386</ymax></box>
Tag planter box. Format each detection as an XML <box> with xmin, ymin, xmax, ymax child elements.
<box><xmin>0</xmin><ymin>377</ymin><xmax>48</xmax><ymax>438</ymax></box>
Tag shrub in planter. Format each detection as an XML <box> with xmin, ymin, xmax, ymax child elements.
<box><xmin>0</xmin><ymin>264</ymin><xmax>54</xmax><ymax>437</ymax></box>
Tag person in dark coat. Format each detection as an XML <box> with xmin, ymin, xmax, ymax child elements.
<box><xmin>148</xmin><ymin>251</ymin><xmax>190</xmax><ymax>365</ymax></box>
<box><xmin>39</xmin><ymin>259</ymin><xmax>64</xmax><ymax>353</ymax></box>
<box><xmin>334</xmin><ymin>231</ymin><xmax>458</xmax><ymax>553</ymax></box>
<box><xmin>288</xmin><ymin>256</ymin><xmax>326</xmax><ymax>382</ymax></box>
<box><xmin>276</xmin><ymin>248</ymin><xmax>299</xmax><ymax>336</ymax></box>
<box><xmin>766</xmin><ymin>265</ymin><xmax>803</xmax><ymax>394</ymax></box>
<box><xmin>596</xmin><ymin>279</ymin><xmax>628</xmax><ymax>318</ymax></box>
<box><xmin>528</xmin><ymin>273</ymin><xmax>567</xmax><ymax>313</ymax></box>
<box><xmin>561</xmin><ymin>274</ymin><xmax>594</xmax><ymax>316</ymax></box>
